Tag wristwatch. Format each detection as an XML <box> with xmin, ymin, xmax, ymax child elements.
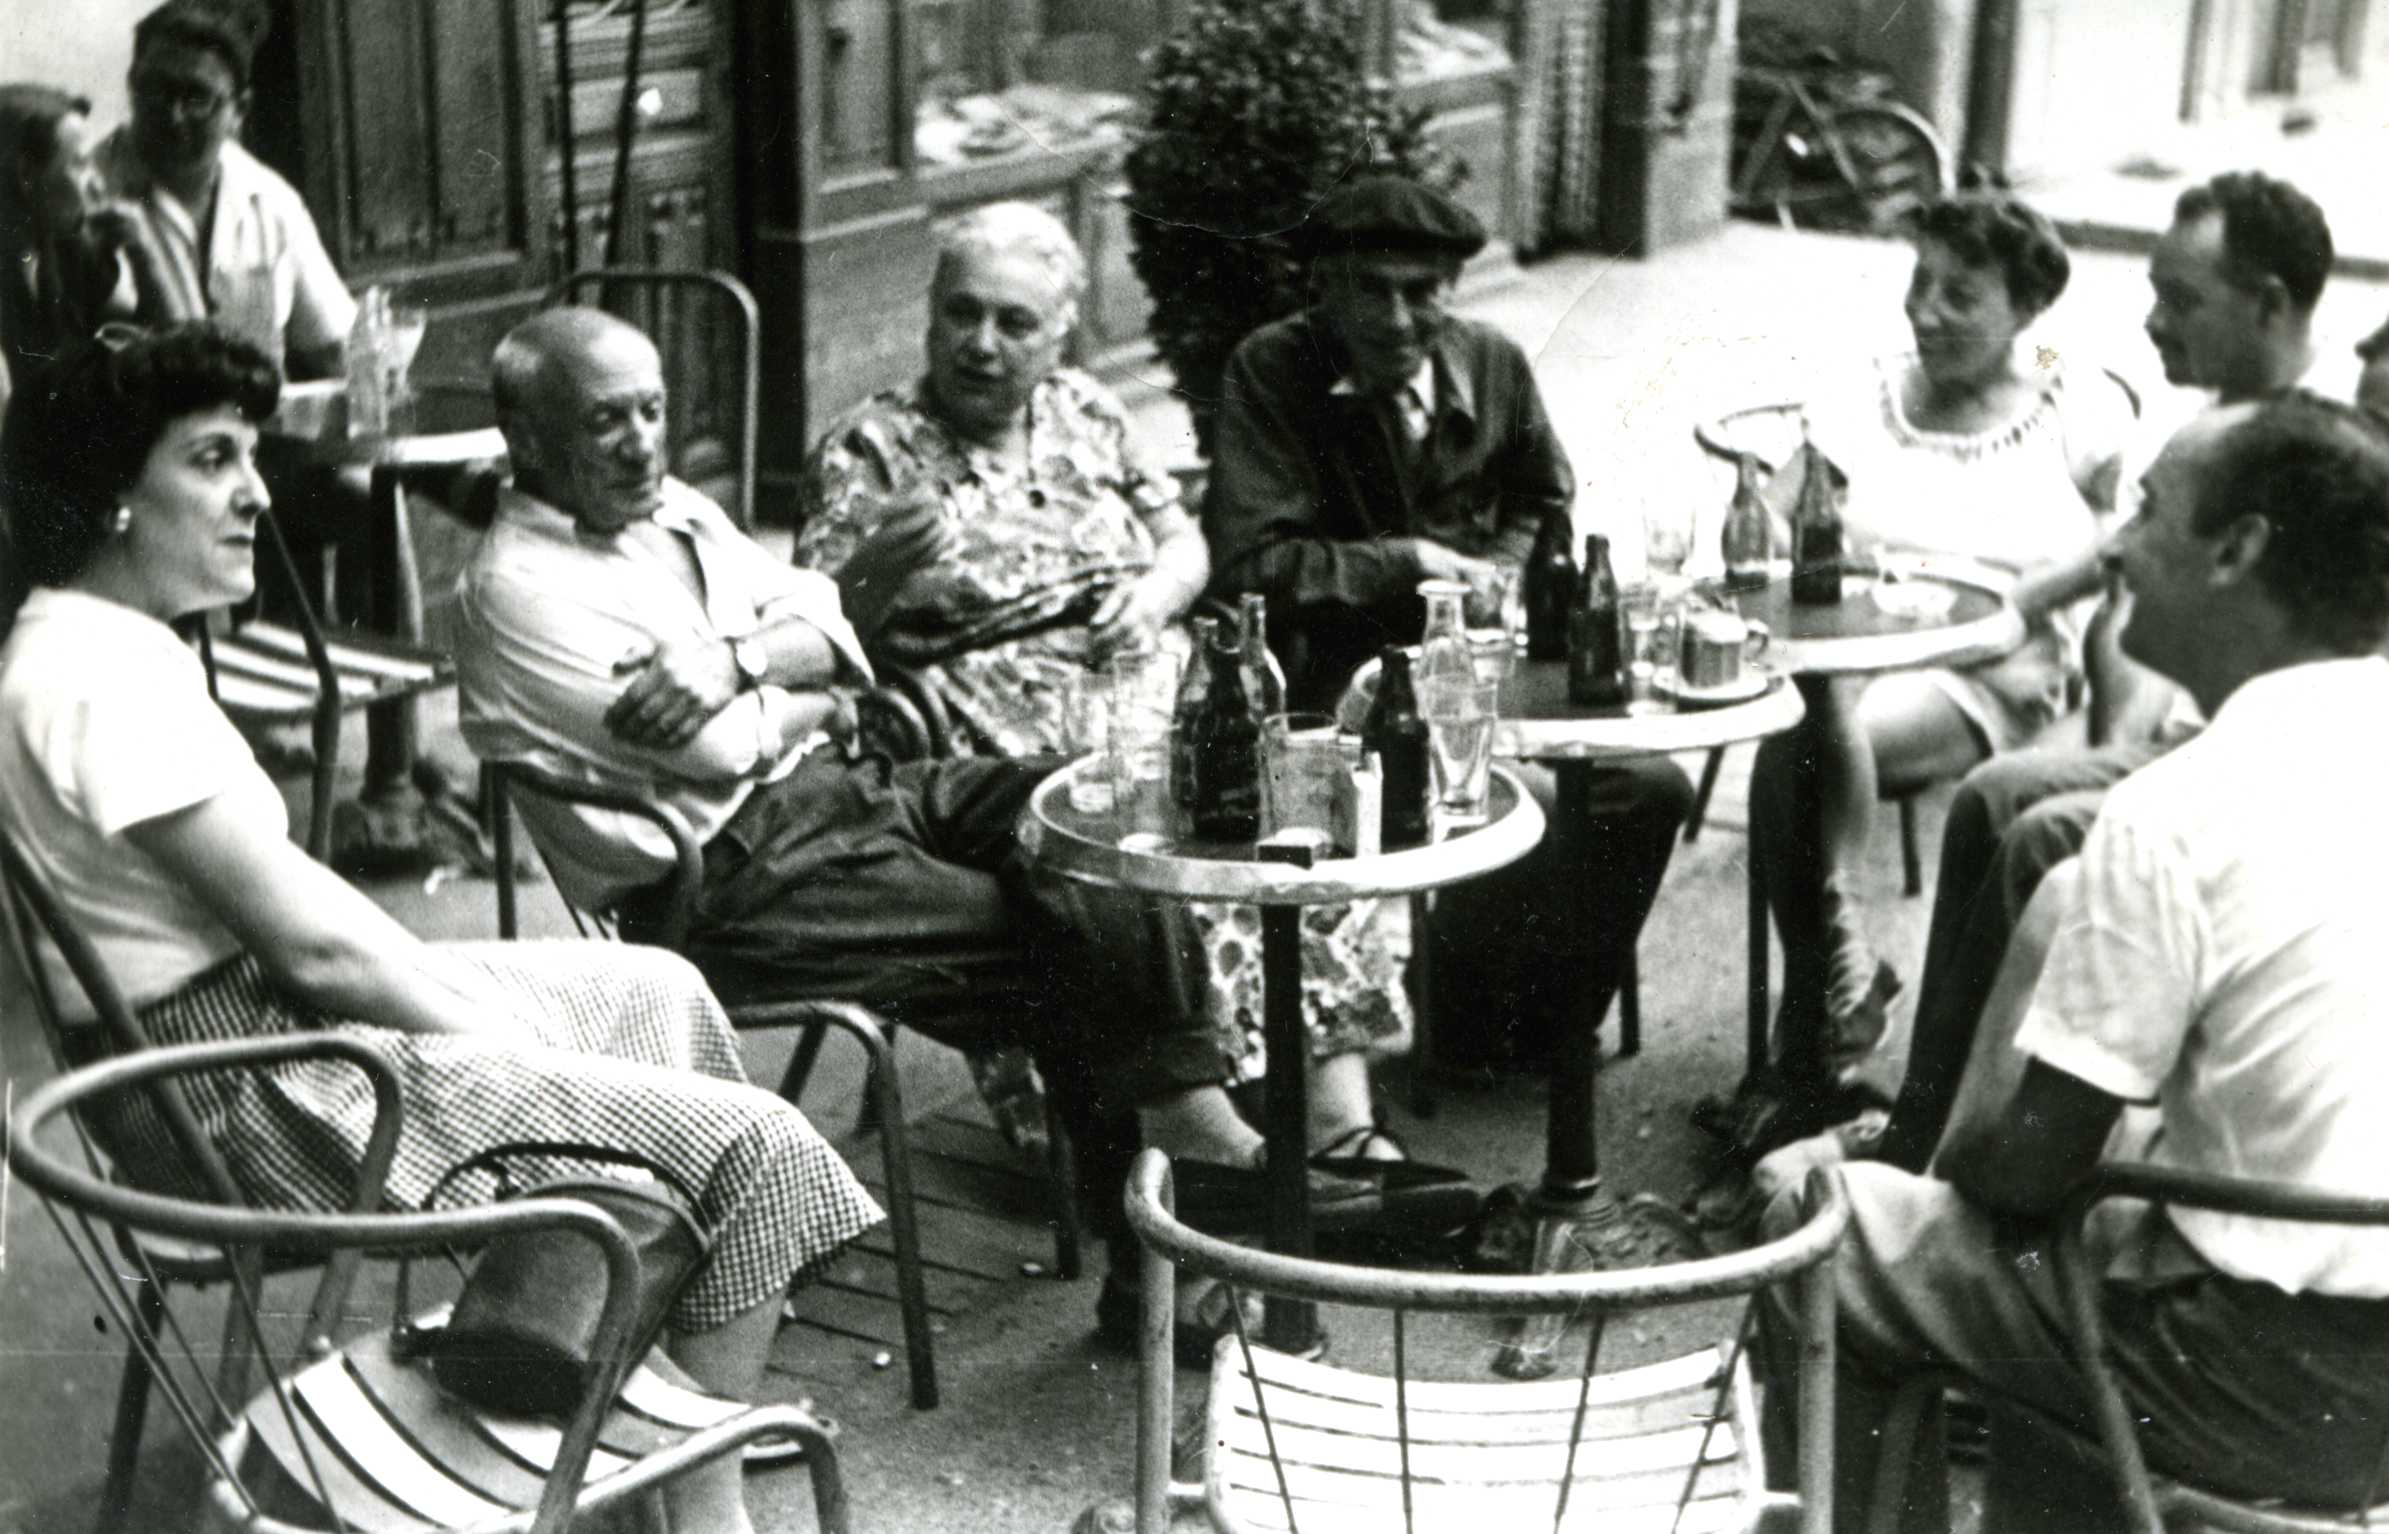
<box><xmin>730</xmin><ymin>633</ymin><xmax>771</xmax><ymax>691</ymax></box>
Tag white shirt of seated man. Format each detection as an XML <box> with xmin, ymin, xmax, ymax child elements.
<box><xmin>455</xmin><ymin>310</ymin><xmax>869</xmax><ymax>911</ymax></box>
<box><xmin>1943</xmin><ymin>398</ymin><xmax>2389</xmax><ymax>1297</ymax></box>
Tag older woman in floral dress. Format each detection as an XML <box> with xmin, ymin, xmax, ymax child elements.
<box><xmin>797</xmin><ymin>202</ymin><xmax>1416</xmax><ymax>1165</ymax></box>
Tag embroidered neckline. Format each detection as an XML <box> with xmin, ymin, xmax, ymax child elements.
<box><xmin>1875</xmin><ymin>354</ymin><xmax>2066</xmax><ymax>463</ymax></box>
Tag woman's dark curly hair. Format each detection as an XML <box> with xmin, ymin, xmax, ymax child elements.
<box><xmin>0</xmin><ymin>322</ymin><xmax>280</xmax><ymax>600</ymax></box>
<box><xmin>1911</xmin><ymin>193</ymin><xmax>2072</xmax><ymax>319</ymax></box>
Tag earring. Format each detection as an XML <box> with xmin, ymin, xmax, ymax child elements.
<box><xmin>112</xmin><ymin>506</ymin><xmax>132</xmax><ymax>534</ymax></box>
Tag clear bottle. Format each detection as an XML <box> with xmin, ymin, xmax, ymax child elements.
<box><xmin>1415</xmin><ymin>578</ymin><xmax>1475</xmax><ymax>689</ymax></box>
<box><xmin>1188</xmin><ymin>625</ymin><xmax>1262</xmax><ymax>841</ymax></box>
<box><xmin>1721</xmin><ymin>450</ymin><xmax>1773</xmax><ymax>593</ymax></box>
<box><xmin>1567</xmin><ymin>533</ymin><xmax>1629</xmax><ymax>706</ymax></box>
<box><xmin>1521</xmin><ymin>509</ymin><xmax>1577</xmax><ymax>662</ymax></box>
<box><xmin>1170</xmin><ymin>615</ymin><xmax>1219</xmax><ymax>812</ymax></box>
<box><xmin>344</xmin><ymin>286</ymin><xmax>390</xmax><ymax>439</ymax></box>
<box><xmin>1236</xmin><ymin>593</ymin><xmax>1288</xmax><ymax>717</ymax></box>
<box><xmin>1362</xmin><ymin>646</ymin><xmax>1433</xmax><ymax>850</ymax></box>
<box><xmin>1788</xmin><ymin>435</ymin><xmax>1847</xmax><ymax>606</ymax></box>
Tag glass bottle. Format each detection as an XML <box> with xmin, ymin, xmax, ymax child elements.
<box><xmin>1521</xmin><ymin>509</ymin><xmax>1577</xmax><ymax>661</ymax></box>
<box><xmin>1567</xmin><ymin>533</ymin><xmax>1629</xmax><ymax>707</ymax></box>
<box><xmin>1170</xmin><ymin>615</ymin><xmax>1219</xmax><ymax>813</ymax></box>
<box><xmin>1188</xmin><ymin>626</ymin><xmax>1263</xmax><ymax>841</ymax></box>
<box><xmin>1721</xmin><ymin>450</ymin><xmax>1773</xmax><ymax>593</ymax></box>
<box><xmin>344</xmin><ymin>285</ymin><xmax>390</xmax><ymax>439</ymax></box>
<box><xmin>1361</xmin><ymin>646</ymin><xmax>1433</xmax><ymax>850</ymax></box>
<box><xmin>1237</xmin><ymin>592</ymin><xmax>1288</xmax><ymax>717</ymax></box>
<box><xmin>1788</xmin><ymin>436</ymin><xmax>1847</xmax><ymax>606</ymax></box>
<box><xmin>1415</xmin><ymin>578</ymin><xmax>1475</xmax><ymax>689</ymax></box>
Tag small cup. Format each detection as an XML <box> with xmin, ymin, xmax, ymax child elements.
<box><xmin>1679</xmin><ymin>611</ymin><xmax>1770</xmax><ymax>691</ymax></box>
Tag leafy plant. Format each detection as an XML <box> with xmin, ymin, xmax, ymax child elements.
<box><xmin>1123</xmin><ymin>0</ymin><xmax>1463</xmax><ymax>452</ymax></box>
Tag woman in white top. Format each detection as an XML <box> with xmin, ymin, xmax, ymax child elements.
<box><xmin>0</xmin><ymin>324</ymin><xmax>880</xmax><ymax>1534</ymax></box>
<box><xmin>1730</xmin><ymin>194</ymin><xmax>2134</xmax><ymax>1160</ymax></box>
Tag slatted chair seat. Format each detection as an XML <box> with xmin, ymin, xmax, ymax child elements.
<box><xmin>1205</xmin><ymin>1341</ymin><xmax>1763</xmax><ymax>1534</ymax></box>
<box><xmin>234</xmin><ymin>1306</ymin><xmax>820</xmax><ymax>1533</ymax></box>
<box><xmin>192</xmin><ymin>508</ymin><xmax>456</xmax><ymax>859</ymax></box>
<box><xmin>1099</xmin><ymin>1150</ymin><xmax>1849</xmax><ymax>1534</ymax></box>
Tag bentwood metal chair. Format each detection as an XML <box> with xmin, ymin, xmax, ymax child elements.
<box><xmin>1</xmin><ymin>827</ymin><xmax>844</xmax><ymax>1533</ymax></box>
<box><xmin>190</xmin><ymin>508</ymin><xmax>455</xmax><ymax>861</ymax></box>
<box><xmin>1860</xmin><ymin>1162</ymin><xmax>2389</xmax><ymax>1534</ymax></box>
<box><xmin>7</xmin><ymin>1034</ymin><xmax>847</xmax><ymax>1534</ymax></box>
<box><xmin>482</xmin><ymin>759</ymin><xmax>1087</xmax><ymax>1412</ymax></box>
<box><xmin>1102</xmin><ymin>1149</ymin><xmax>1850</xmax><ymax>1534</ymax></box>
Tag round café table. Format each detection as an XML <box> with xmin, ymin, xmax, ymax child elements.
<box><xmin>266</xmin><ymin>381</ymin><xmax>508</xmax><ymax>869</ymax></box>
<box><xmin>1018</xmin><ymin>762</ymin><xmax>1545</xmax><ymax>1353</ymax></box>
<box><xmin>1485</xmin><ymin>556</ymin><xmax>2021</xmax><ymax>1376</ymax></box>
<box><xmin>1485</xmin><ymin>658</ymin><xmax>1804</xmax><ymax>1376</ymax></box>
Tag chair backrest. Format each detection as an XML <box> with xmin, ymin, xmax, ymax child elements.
<box><xmin>484</xmin><ymin>759</ymin><xmax>704</xmax><ymax>948</ymax></box>
<box><xmin>5</xmin><ymin>1033</ymin><xmax>835</xmax><ymax>1534</ymax></box>
<box><xmin>1124</xmin><ymin>1149</ymin><xmax>1850</xmax><ymax>1534</ymax></box>
<box><xmin>2056</xmin><ymin>1163</ymin><xmax>2389</xmax><ymax>1534</ymax></box>
<box><xmin>548</xmin><ymin>268</ymin><xmax>761</xmax><ymax>531</ymax></box>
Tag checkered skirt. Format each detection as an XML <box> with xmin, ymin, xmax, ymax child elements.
<box><xmin>102</xmin><ymin>941</ymin><xmax>883</xmax><ymax>1333</ymax></box>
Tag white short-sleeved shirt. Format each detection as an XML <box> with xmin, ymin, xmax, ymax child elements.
<box><xmin>94</xmin><ymin>131</ymin><xmax>357</xmax><ymax>371</ymax></box>
<box><xmin>2015</xmin><ymin>657</ymin><xmax>2389</xmax><ymax>1297</ymax></box>
<box><xmin>455</xmin><ymin>478</ymin><xmax>871</xmax><ymax>912</ymax></box>
<box><xmin>0</xmin><ymin>588</ymin><xmax>289</xmax><ymax>1019</ymax></box>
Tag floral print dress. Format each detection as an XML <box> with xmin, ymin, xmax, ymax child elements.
<box><xmin>798</xmin><ymin>369</ymin><xmax>1409</xmax><ymax>1079</ymax></box>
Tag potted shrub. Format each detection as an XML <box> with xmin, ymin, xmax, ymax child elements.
<box><xmin>1123</xmin><ymin>0</ymin><xmax>1463</xmax><ymax>453</ymax></box>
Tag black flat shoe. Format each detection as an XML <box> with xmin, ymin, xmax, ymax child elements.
<box><xmin>1307</xmin><ymin>1125</ymin><xmax>1473</xmax><ymax>1189</ymax></box>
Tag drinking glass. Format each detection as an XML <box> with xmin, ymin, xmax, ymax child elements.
<box><xmin>1419</xmin><ymin>677</ymin><xmax>1500</xmax><ymax>825</ymax></box>
<box><xmin>1622</xmin><ymin>582</ymin><xmax>1664</xmax><ymax>698</ymax></box>
<box><xmin>1105</xmin><ymin>701</ymin><xmax>1177</xmax><ymax>847</ymax></box>
<box><xmin>1063</xmin><ymin>670</ymin><xmax>1116</xmax><ymax>813</ymax></box>
<box><xmin>382</xmin><ymin>299</ymin><xmax>431</xmax><ymax>436</ymax></box>
<box><xmin>1642</xmin><ymin>501</ymin><xmax>1696</xmax><ymax>582</ymax></box>
<box><xmin>1262</xmin><ymin>712</ymin><xmax>1343</xmax><ymax>839</ymax></box>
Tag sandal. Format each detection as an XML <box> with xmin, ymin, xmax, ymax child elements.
<box><xmin>1308</xmin><ymin>1124</ymin><xmax>1471</xmax><ymax>1188</ymax></box>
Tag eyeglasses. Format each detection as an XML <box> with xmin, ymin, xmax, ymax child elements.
<box><xmin>131</xmin><ymin>73</ymin><xmax>233</xmax><ymax>120</ymax></box>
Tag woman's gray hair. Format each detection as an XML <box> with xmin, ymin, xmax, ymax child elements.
<box><xmin>934</xmin><ymin>201</ymin><xmax>1087</xmax><ymax>324</ymax></box>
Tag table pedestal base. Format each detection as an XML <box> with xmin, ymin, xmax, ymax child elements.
<box><xmin>1493</xmin><ymin>1181</ymin><xmax>1702</xmax><ymax>1380</ymax></box>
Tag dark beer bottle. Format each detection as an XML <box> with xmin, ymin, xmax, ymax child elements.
<box><xmin>1722</xmin><ymin>451</ymin><xmax>1774</xmax><ymax>593</ymax></box>
<box><xmin>1521</xmin><ymin>508</ymin><xmax>1577</xmax><ymax>661</ymax></box>
<box><xmin>1788</xmin><ymin>439</ymin><xmax>1847</xmax><ymax>606</ymax></box>
<box><xmin>1188</xmin><ymin>627</ymin><xmax>1263</xmax><ymax>841</ymax></box>
<box><xmin>1170</xmin><ymin>615</ymin><xmax>1218</xmax><ymax>812</ymax></box>
<box><xmin>1361</xmin><ymin>646</ymin><xmax>1433</xmax><ymax>850</ymax></box>
<box><xmin>1567</xmin><ymin>533</ymin><xmax>1630</xmax><ymax>706</ymax></box>
<box><xmin>1237</xmin><ymin>592</ymin><xmax>1288</xmax><ymax>717</ymax></box>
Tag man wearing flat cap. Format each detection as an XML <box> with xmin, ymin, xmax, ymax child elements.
<box><xmin>1205</xmin><ymin>173</ymin><xmax>1691</xmax><ymax>1071</ymax></box>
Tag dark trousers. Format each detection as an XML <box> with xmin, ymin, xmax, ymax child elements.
<box><xmin>645</xmin><ymin>750</ymin><xmax>1229</xmax><ymax>1233</ymax></box>
<box><xmin>1876</xmin><ymin>739</ymin><xmax>2169</xmax><ymax>1169</ymax></box>
<box><xmin>1425</xmin><ymin>756</ymin><xmax>1694</xmax><ymax>1065</ymax></box>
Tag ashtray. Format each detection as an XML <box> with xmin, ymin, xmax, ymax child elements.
<box><xmin>1869</xmin><ymin>578</ymin><xmax>1957</xmax><ymax>622</ymax></box>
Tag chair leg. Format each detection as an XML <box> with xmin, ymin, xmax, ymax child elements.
<box><xmin>305</xmin><ymin>696</ymin><xmax>341</xmax><ymax>863</ymax></box>
<box><xmin>1686</xmin><ymin>746</ymin><xmax>1726</xmax><ymax>842</ymax></box>
<box><xmin>95</xmin><ymin>1279</ymin><xmax>170</xmax><ymax>1534</ymax></box>
<box><xmin>1898</xmin><ymin>794</ymin><xmax>1923</xmax><ymax>898</ymax></box>
<box><xmin>1043</xmin><ymin>1092</ymin><xmax>1083</xmax><ymax>1281</ymax></box>
<box><xmin>1618</xmin><ymin>948</ymin><xmax>1642</xmax><ymax>1059</ymax></box>
<box><xmin>776</xmin><ymin>1024</ymin><xmax>830</xmax><ymax>1110</ymax></box>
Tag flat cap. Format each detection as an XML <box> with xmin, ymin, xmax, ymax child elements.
<box><xmin>1291</xmin><ymin>174</ymin><xmax>1486</xmax><ymax>262</ymax></box>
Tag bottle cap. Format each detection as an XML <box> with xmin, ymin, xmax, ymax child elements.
<box><xmin>1416</xmin><ymin>578</ymin><xmax>1469</xmax><ymax>598</ymax></box>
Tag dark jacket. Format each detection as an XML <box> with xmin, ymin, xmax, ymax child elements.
<box><xmin>1203</xmin><ymin>309</ymin><xmax>1573</xmax><ymax>708</ymax></box>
